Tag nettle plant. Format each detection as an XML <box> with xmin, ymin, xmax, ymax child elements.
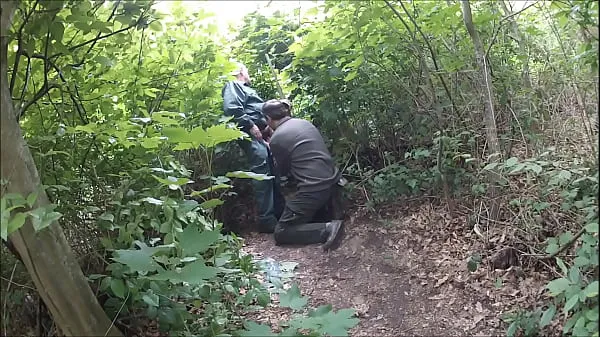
<box><xmin>241</xmin><ymin>283</ymin><xmax>360</xmax><ymax>337</ymax></box>
<box><xmin>74</xmin><ymin>114</ymin><xmax>360</xmax><ymax>336</ymax></box>
<box><xmin>0</xmin><ymin>188</ymin><xmax>62</xmax><ymax>240</ymax></box>
<box><xmin>63</xmin><ymin>115</ymin><xmax>267</xmax><ymax>334</ymax></box>
<box><xmin>482</xmin><ymin>150</ymin><xmax>599</xmax><ymax>337</ymax></box>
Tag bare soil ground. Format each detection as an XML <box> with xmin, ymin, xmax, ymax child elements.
<box><xmin>240</xmin><ymin>199</ymin><xmax>553</xmax><ymax>336</ymax></box>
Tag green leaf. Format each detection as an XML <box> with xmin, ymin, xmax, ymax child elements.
<box><xmin>546</xmin><ymin>238</ymin><xmax>560</xmax><ymax>255</ymax></box>
<box><xmin>197</xmin><ymin>124</ymin><xmax>245</xmax><ymax>148</ymax></box>
<box><xmin>290</xmin><ymin>305</ymin><xmax>359</xmax><ymax>336</ymax></box>
<box><xmin>568</xmin><ymin>266</ymin><xmax>581</xmax><ymax>284</ymax></box>
<box><xmin>90</xmin><ymin>20</ymin><xmax>112</xmax><ymax>34</ymax></box>
<box><xmin>482</xmin><ymin>162</ymin><xmax>498</xmax><ymax>171</ymax></box>
<box><xmin>26</xmin><ymin>190</ymin><xmax>39</xmax><ymax>208</ymax></box>
<box><xmin>162</xmin><ymin>127</ymin><xmax>191</xmax><ymax>143</ymax></box>
<box><xmin>564</xmin><ymin>294</ymin><xmax>580</xmax><ymax>313</ymax></box>
<box><xmin>190</xmin><ymin>184</ymin><xmax>232</xmax><ymax>196</ymax></box>
<box><xmin>150</xmin><ymin>259</ymin><xmax>218</xmax><ymax>284</ymax></box>
<box><xmin>99</xmin><ymin>212</ymin><xmax>115</xmax><ymax>222</ymax></box>
<box><xmin>467</xmin><ymin>254</ymin><xmax>481</xmax><ymax>272</ymax></box>
<box><xmin>142</xmin><ymin>293</ymin><xmax>160</xmax><ymax>307</ymax></box>
<box><xmin>226</xmin><ymin>171</ymin><xmax>274</xmax><ymax>181</ymax></box>
<box><xmin>100</xmin><ymin>276</ymin><xmax>112</xmax><ymax>291</ymax></box>
<box><xmin>494</xmin><ymin>277</ymin><xmax>503</xmax><ymax>289</ymax></box>
<box><xmin>344</xmin><ymin>71</ymin><xmax>358</xmax><ymax>82</ymax></box>
<box><xmin>508</xmin><ymin>163</ymin><xmax>526</xmax><ymax>175</ymax></box>
<box><xmin>309</xmin><ymin>304</ymin><xmax>333</xmax><ymax>317</ymax></box>
<box><xmin>529</xmin><ymin>163</ymin><xmax>543</xmax><ymax>174</ymax></box>
<box><xmin>583</xmin><ymin>281</ymin><xmax>599</xmax><ymax>298</ymax></box>
<box><xmin>559</xmin><ymin>231</ymin><xmax>574</xmax><ymax>246</ymax></box>
<box><xmin>110</xmin><ymin>278</ymin><xmax>127</xmax><ymax>299</ymax></box>
<box><xmin>573</xmin><ymin>256</ymin><xmax>590</xmax><ymax>267</ymax></box>
<box><xmin>556</xmin><ymin>257</ymin><xmax>569</xmax><ymax>275</ymax></box>
<box><xmin>151</xmin><ymin>175</ymin><xmax>192</xmax><ymax>188</ymax></box>
<box><xmin>74</xmin><ymin>123</ymin><xmax>98</xmax><ymax>134</ymax></box>
<box><xmin>586</xmin><ymin>307</ymin><xmax>599</xmax><ymax>321</ymax></box>
<box><xmin>507</xmin><ymin>321</ymin><xmax>519</xmax><ymax>337</ymax></box>
<box><xmin>177</xmin><ymin>227</ymin><xmax>220</xmax><ymax>256</ymax></box>
<box><xmin>0</xmin><ymin>215</ymin><xmax>7</xmax><ymax>241</ymax></box>
<box><xmin>28</xmin><ymin>206</ymin><xmax>62</xmax><ymax>231</ymax></box>
<box><xmin>150</xmin><ymin>112</ymin><xmax>182</xmax><ymax>126</ymax></box>
<box><xmin>547</xmin><ymin>278</ymin><xmax>571</xmax><ymax>296</ymax></box>
<box><xmin>149</xmin><ymin>20</ymin><xmax>163</xmax><ymax>32</ymax></box>
<box><xmin>74</xmin><ymin>20</ymin><xmax>91</xmax><ymax>33</ymax></box>
<box><xmin>257</xmin><ymin>291</ymin><xmax>270</xmax><ymax>307</ymax></box>
<box><xmin>112</xmin><ymin>241</ymin><xmax>168</xmax><ymax>274</ymax></box>
<box><xmin>279</xmin><ymin>283</ymin><xmax>307</xmax><ymax>311</ymax></box>
<box><xmin>49</xmin><ymin>21</ymin><xmax>65</xmax><ymax>43</ymax></box>
<box><xmin>95</xmin><ymin>55</ymin><xmax>113</xmax><ymax>67</ymax></box>
<box><xmin>172</xmin><ymin>142</ymin><xmax>195</xmax><ymax>151</ymax></box>
<box><xmin>7</xmin><ymin>212</ymin><xmax>27</xmax><ymax>237</ymax></box>
<box><xmin>540</xmin><ymin>305</ymin><xmax>556</xmax><ymax>327</ymax></box>
<box><xmin>239</xmin><ymin>322</ymin><xmax>276</xmax><ymax>337</ymax></box>
<box><xmin>585</xmin><ymin>222</ymin><xmax>599</xmax><ymax>233</ymax></box>
<box><xmin>3</xmin><ymin>193</ymin><xmax>26</xmax><ymax>205</ymax></box>
<box><xmin>40</xmin><ymin>0</ymin><xmax>64</xmax><ymax>11</ymax></box>
<box><xmin>504</xmin><ymin>157</ymin><xmax>519</xmax><ymax>168</ymax></box>
<box><xmin>200</xmin><ymin>198</ymin><xmax>224</xmax><ymax>210</ymax></box>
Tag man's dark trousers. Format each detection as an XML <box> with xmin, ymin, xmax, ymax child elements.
<box><xmin>274</xmin><ymin>183</ymin><xmax>344</xmax><ymax>245</ymax></box>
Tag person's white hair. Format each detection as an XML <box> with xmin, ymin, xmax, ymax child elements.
<box><xmin>229</xmin><ymin>62</ymin><xmax>247</xmax><ymax>76</ymax></box>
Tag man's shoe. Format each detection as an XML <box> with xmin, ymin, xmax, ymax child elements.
<box><xmin>322</xmin><ymin>220</ymin><xmax>344</xmax><ymax>251</ymax></box>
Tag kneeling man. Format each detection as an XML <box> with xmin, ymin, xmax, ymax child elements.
<box><xmin>262</xmin><ymin>99</ymin><xmax>345</xmax><ymax>250</ymax></box>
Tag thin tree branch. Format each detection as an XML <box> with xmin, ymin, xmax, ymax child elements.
<box><xmin>18</xmin><ymin>55</ymin><xmax>31</xmax><ymax>104</ymax></box>
<box><xmin>396</xmin><ymin>0</ymin><xmax>457</xmax><ymax>113</ymax></box>
<box><xmin>79</xmin><ymin>136</ymin><xmax>97</xmax><ymax>179</ymax></box>
<box><xmin>543</xmin><ymin>226</ymin><xmax>587</xmax><ymax>260</ymax></box>
<box><xmin>149</xmin><ymin>51</ymin><xmax>182</xmax><ymax>115</ymax></box>
<box><xmin>19</xmin><ymin>83</ymin><xmax>59</xmax><ymax>117</ymax></box>
<box><xmin>19</xmin><ymin>50</ymin><xmax>90</xmax><ymax>124</ymax></box>
<box><xmin>485</xmin><ymin>1</ymin><xmax>538</xmax><ymax>58</ymax></box>
<box><xmin>18</xmin><ymin>18</ymin><xmax>56</xmax><ymax>119</ymax></box>
<box><xmin>9</xmin><ymin>0</ymin><xmax>40</xmax><ymax>94</ymax></box>
<box><xmin>68</xmin><ymin>23</ymin><xmax>136</xmax><ymax>52</ymax></box>
<box><xmin>78</xmin><ymin>0</ymin><xmax>122</xmax><ymax>66</ymax></box>
<box><xmin>72</xmin><ymin>85</ymin><xmax>89</xmax><ymax>124</ymax></box>
<box><xmin>49</xmin><ymin>16</ymin><xmax>143</xmax><ymax>60</ymax></box>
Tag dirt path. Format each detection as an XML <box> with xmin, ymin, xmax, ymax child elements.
<box><xmin>240</xmin><ymin>201</ymin><xmax>529</xmax><ymax>336</ymax></box>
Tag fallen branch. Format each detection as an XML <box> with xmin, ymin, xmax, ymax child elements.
<box><xmin>542</xmin><ymin>226</ymin><xmax>587</xmax><ymax>260</ymax></box>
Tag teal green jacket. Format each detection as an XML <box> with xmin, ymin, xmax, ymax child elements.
<box><xmin>221</xmin><ymin>80</ymin><xmax>267</xmax><ymax>133</ymax></box>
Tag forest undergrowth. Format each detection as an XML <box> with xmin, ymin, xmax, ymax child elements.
<box><xmin>1</xmin><ymin>0</ymin><xmax>598</xmax><ymax>337</ymax></box>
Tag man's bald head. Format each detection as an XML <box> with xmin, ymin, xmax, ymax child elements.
<box><xmin>263</xmin><ymin>99</ymin><xmax>292</xmax><ymax>120</ymax></box>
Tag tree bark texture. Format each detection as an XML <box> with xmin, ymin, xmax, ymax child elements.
<box><xmin>0</xmin><ymin>1</ymin><xmax>123</xmax><ymax>335</ymax></box>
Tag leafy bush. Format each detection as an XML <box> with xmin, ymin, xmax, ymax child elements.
<box><xmin>481</xmin><ymin>152</ymin><xmax>598</xmax><ymax>337</ymax></box>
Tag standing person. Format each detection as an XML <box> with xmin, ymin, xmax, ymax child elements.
<box><xmin>262</xmin><ymin>99</ymin><xmax>345</xmax><ymax>250</ymax></box>
<box><xmin>222</xmin><ymin>64</ymin><xmax>283</xmax><ymax>233</ymax></box>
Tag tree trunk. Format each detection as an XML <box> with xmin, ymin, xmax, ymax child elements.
<box><xmin>460</xmin><ymin>0</ymin><xmax>501</xmax><ymax>220</ymax></box>
<box><xmin>0</xmin><ymin>2</ymin><xmax>123</xmax><ymax>336</ymax></box>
